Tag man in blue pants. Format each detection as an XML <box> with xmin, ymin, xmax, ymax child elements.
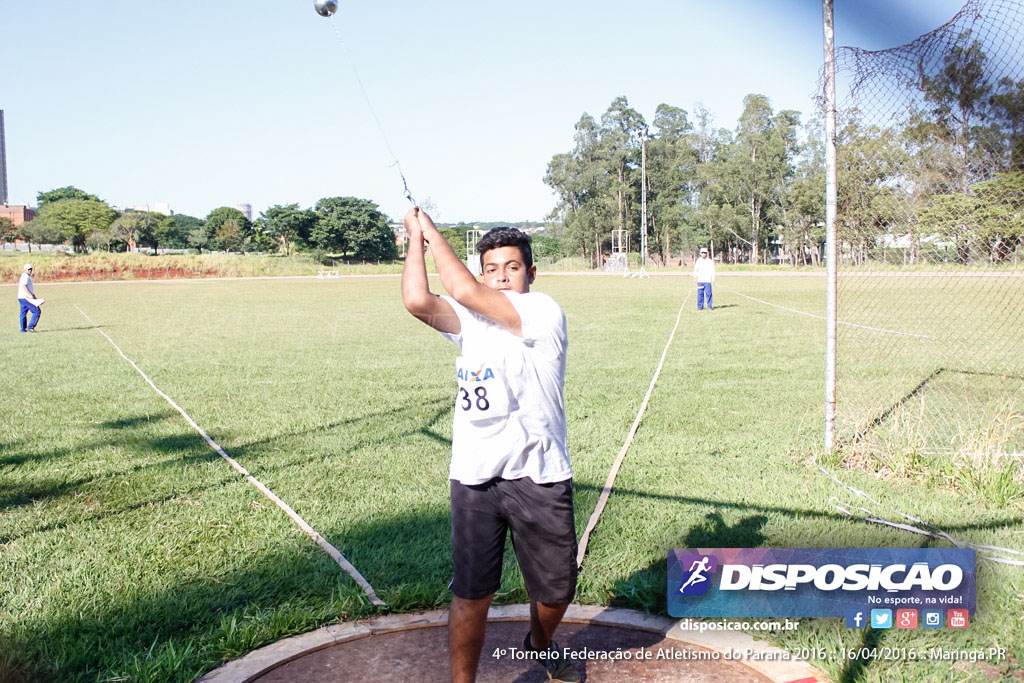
<box><xmin>693</xmin><ymin>248</ymin><xmax>715</xmax><ymax>310</ymax></box>
<box><xmin>17</xmin><ymin>263</ymin><xmax>43</xmax><ymax>332</ymax></box>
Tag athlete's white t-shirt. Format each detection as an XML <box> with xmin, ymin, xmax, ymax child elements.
<box><xmin>439</xmin><ymin>290</ymin><xmax>571</xmax><ymax>485</ymax></box>
<box><xmin>17</xmin><ymin>272</ymin><xmax>35</xmax><ymax>300</ymax></box>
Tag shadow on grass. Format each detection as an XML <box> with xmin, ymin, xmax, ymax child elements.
<box><xmin>571</xmin><ymin>482</ymin><xmax>1024</xmax><ymax>536</ymax></box>
<box><xmin>851</xmin><ymin>367</ymin><xmax>944</xmax><ymax>445</ymax></box>
<box><xmin>953</xmin><ymin>367</ymin><xmax>1024</xmax><ymax>382</ymax></box>
<box><xmin>97</xmin><ymin>411</ymin><xmax>178</xmax><ymax>430</ymax></box>
<box><xmin>684</xmin><ymin>512</ymin><xmax>768</xmax><ymax>548</ymax></box>
<box><xmin>0</xmin><ymin>475</ymin><xmax>97</xmax><ymax>513</ymax></box>
<box><xmin>32</xmin><ymin>325</ymin><xmax>118</xmax><ymax>334</ymax></box>
<box><xmin>602</xmin><ymin>513</ymin><xmax>769</xmax><ymax>614</ymax></box>
<box><xmin>0</xmin><ymin>397</ymin><xmax>452</xmax><ymax>540</ymax></box>
<box><xmin>1</xmin><ymin>508</ymin><xmax>454</xmax><ymax>683</ymax></box>
<box><xmin>0</xmin><ymin>446</ymin><xmax>59</xmax><ymax>468</ymax></box>
<box><xmin>0</xmin><ymin>429</ymin><xmax>226</xmax><ymax>519</ymax></box>
<box><xmin>0</xmin><ymin>410</ymin><xmax>183</xmax><ymax>468</ymax></box>
<box><xmin>0</xmin><ymin>478</ymin><xmax>224</xmax><ymax>545</ymax></box>
<box><xmin>201</xmin><ymin>395</ymin><xmax>454</xmax><ymax>478</ymax></box>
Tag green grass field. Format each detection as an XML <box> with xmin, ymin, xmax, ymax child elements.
<box><xmin>2</xmin><ymin>273</ymin><xmax>1023</xmax><ymax>682</ymax></box>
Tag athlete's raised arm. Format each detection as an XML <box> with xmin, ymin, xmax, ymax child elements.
<box><xmin>408</xmin><ymin>207</ymin><xmax>529</xmax><ymax>337</ymax></box>
<box><xmin>401</xmin><ymin>208</ymin><xmax>460</xmax><ymax>334</ymax></box>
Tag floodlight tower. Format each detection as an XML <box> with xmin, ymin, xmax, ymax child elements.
<box><xmin>0</xmin><ymin>109</ymin><xmax>8</xmax><ymax>205</ymax></box>
<box><xmin>630</xmin><ymin>127</ymin><xmax>650</xmax><ymax>279</ymax></box>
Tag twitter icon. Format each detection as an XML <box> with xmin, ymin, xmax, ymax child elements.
<box><xmin>870</xmin><ymin>609</ymin><xmax>893</xmax><ymax>629</ymax></box>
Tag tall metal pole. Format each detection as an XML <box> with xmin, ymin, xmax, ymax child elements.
<box><xmin>823</xmin><ymin>0</ymin><xmax>839</xmax><ymax>453</ymax></box>
<box><xmin>639</xmin><ymin>127</ymin><xmax>649</xmax><ymax>274</ymax></box>
<box><xmin>0</xmin><ymin>109</ymin><xmax>8</xmax><ymax>206</ymax></box>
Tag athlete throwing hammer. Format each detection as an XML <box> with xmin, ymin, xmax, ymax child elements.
<box><xmin>401</xmin><ymin>207</ymin><xmax>579</xmax><ymax>683</ymax></box>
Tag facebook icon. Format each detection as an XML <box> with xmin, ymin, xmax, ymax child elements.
<box><xmin>845</xmin><ymin>609</ymin><xmax>867</xmax><ymax>628</ymax></box>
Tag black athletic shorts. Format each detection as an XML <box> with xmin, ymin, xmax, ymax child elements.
<box><xmin>450</xmin><ymin>477</ymin><xmax>577</xmax><ymax>604</ymax></box>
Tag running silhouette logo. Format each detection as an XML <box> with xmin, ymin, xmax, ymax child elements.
<box><xmin>676</xmin><ymin>554</ymin><xmax>718</xmax><ymax>596</ymax></box>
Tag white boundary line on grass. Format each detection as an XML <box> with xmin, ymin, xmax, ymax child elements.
<box><xmin>576</xmin><ymin>292</ymin><xmax>691</xmax><ymax>567</ymax></box>
<box><xmin>75</xmin><ymin>304</ymin><xmax>386</xmax><ymax>606</ymax></box>
<box><xmin>723</xmin><ymin>288</ymin><xmax>937</xmax><ymax>340</ymax></box>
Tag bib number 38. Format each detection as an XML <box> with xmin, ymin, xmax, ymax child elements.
<box><xmin>455</xmin><ymin>357</ymin><xmax>510</xmax><ymax>421</ymax></box>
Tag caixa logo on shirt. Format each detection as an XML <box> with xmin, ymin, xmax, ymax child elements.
<box><xmin>667</xmin><ymin>548</ymin><xmax>975</xmax><ymax>618</ymax></box>
<box><xmin>457</xmin><ymin>367</ymin><xmax>496</xmax><ymax>382</ymax></box>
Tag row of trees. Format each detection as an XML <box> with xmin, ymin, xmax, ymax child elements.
<box><xmin>1</xmin><ymin>189</ymin><xmax>398</xmax><ymax>261</ymax></box>
<box><xmin>1</xmin><ymin>190</ymin><xmax>564</xmax><ymax>264</ymax></box>
<box><xmin>544</xmin><ymin>30</ymin><xmax>1024</xmax><ymax>266</ymax></box>
<box><xmin>838</xmin><ymin>31</ymin><xmax>1024</xmax><ymax>265</ymax></box>
<box><xmin>544</xmin><ymin>94</ymin><xmax>822</xmax><ymax>266</ymax></box>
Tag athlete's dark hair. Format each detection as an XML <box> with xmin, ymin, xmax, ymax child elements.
<box><xmin>476</xmin><ymin>227</ymin><xmax>533</xmax><ymax>269</ymax></box>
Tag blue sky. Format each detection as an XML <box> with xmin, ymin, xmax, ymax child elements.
<box><xmin>1</xmin><ymin>1</ymin><xmax>969</xmax><ymax>223</ymax></box>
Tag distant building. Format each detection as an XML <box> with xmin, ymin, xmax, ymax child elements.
<box><xmin>131</xmin><ymin>204</ymin><xmax>150</xmax><ymax>212</ymax></box>
<box><xmin>0</xmin><ymin>203</ymin><xmax>34</xmax><ymax>226</ymax></box>
<box><xmin>236</xmin><ymin>203</ymin><xmax>252</xmax><ymax>222</ymax></box>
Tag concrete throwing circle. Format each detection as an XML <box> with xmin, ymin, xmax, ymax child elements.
<box><xmin>200</xmin><ymin>605</ymin><xmax>824</xmax><ymax>682</ymax></box>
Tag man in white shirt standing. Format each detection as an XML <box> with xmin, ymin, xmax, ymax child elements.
<box><xmin>693</xmin><ymin>247</ymin><xmax>715</xmax><ymax>311</ymax></box>
<box><xmin>17</xmin><ymin>263</ymin><xmax>43</xmax><ymax>332</ymax></box>
<box><xmin>401</xmin><ymin>207</ymin><xmax>579</xmax><ymax>683</ymax></box>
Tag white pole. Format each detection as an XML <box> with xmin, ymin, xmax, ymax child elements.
<box><xmin>823</xmin><ymin>0</ymin><xmax>839</xmax><ymax>454</ymax></box>
<box><xmin>640</xmin><ymin>128</ymin><xmax>649</xmax><ymax>273</ymax></box>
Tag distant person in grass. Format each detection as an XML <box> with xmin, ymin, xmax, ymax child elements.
<box><xmin>401</xmin><ymin>207</ymin><xmax>579</xmax><ymax>683</ymax></box>
<box><xmin>17</xmin><ymin>263</ymin><xmax>44</xmax><ymax>332</ymax></box>
<box><xmin>694</xmin><ymin>247</ymin><xmax>715</xmax><ymax>311</ymax></box>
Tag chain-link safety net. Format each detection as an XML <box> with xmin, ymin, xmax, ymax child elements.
<box><xmin>833</xmin><ymin>0</ymin><xmax>1024</xmax><ymax>465</ymax></box>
